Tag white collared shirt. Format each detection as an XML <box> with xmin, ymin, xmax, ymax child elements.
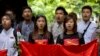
<box><xmin>0</xmin><ymin>28</ymin><xmax>18</xmax><ymax>56</ymax></box>
<box><xmin>77</xmin><ymin>20</ymin><xmax>97</xmax><ymax>44</ymax></box>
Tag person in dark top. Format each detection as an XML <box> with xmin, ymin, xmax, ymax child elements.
<box><xmin>17</xmin><ymin>6</ymin><xmax>34</xmax><ymax>41</ymax></box>
<box><xmin>28</xmin><ymin>15</ymin><xmax>54</xmax><ymax>44</ymax></box>
<box><xmin>57</xmin><ymin>13</ymin><xmax>79</xmax><ymax>45</ymax></box>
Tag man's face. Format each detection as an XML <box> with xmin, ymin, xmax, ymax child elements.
<box><xmin>22</xmin><ymin>8</ymin><xmax>32</xmax><ymax>21</ymax></box>
<box><xmin>2</xmin><ymin>16</ymin><xmax>11</xmax><ymax>29</ymax></box>
<box><xmin>55</xmin><ymin>10</ymin><xmax>65</xmax><ymax>23</ymax></box>
<box><xmin>82</xmin><ymin>9</ymin><xmax>92</xmax><ymax>22</ymax></box>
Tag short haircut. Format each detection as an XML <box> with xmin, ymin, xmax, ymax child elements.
<box><xmin>1</xmin><ymin>14</ymin><xmax>14</xmax><ymax>27</ymax></box>
<box><xmin>82</xmin><ymin>5</ymin><xmax>92</xmax><ymax>13</ymax></box>
<box><xmin>5</xmin><ymin>9</ymin><xmax>15</xmax><ymax>14</ymax></box>
<box><xmin>55</xmin><ymin>6</ymin><xmax>68</xmax><ymax>15</ymax></box>
<box><xmin>22</xmin><ymin>6</ymin><xmax>32</xmax><ymax>13</ymax></box>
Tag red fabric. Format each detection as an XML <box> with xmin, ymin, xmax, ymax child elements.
<box><xmin>20</xmin><ymin>40</ymin><xmax>98</xmax><ymax>56</ymax></box>
<box><xmin>0</xmin><ymin>50</ymin><xmax>7</xmax><ymax>56</ymax></box>
<box><xmin>64</xmin><ymin>38</ymin><xmax>79</xmax><ymax>46</ymax></box>
<box><xmin>35</xmin><ymin>39</ymin><xmax>48</xmax><ymax>44</ymax></box>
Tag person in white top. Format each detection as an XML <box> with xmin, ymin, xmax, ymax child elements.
<box><xmin>77</xmin><ymin>5</ymin><xmax>97</xmax><ymax>44</ymax></box>
<box><xmin>0</xmin><ymin>14</ymin><xmax>18</xmax><ymax>56</ymax></box>
<box><xmin>49</xmin><ymin>6</ymin><xmax>68</xmax><ymax>44</ymax></box>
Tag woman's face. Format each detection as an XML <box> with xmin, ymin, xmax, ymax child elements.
<box><xmin>36</xmin><ymin>17</ymin><xmax>46</xmax><ymax>30</ymax></box>
<box><xmin>2</xmin><ymin>16</ymin><xmax>11</xmax><ymax>29</ymax></box>
<box><xmin>65</xmin><ymin>19</ymin><xmax>74</xmax><ymax>31</ymax></box>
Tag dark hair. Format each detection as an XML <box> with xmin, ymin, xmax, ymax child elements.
<box><xmin>5</xmin><ymin>9</ymin><xmax>15</xmax><ymax>14</ymax></box>
<box><xmin>1</xmin><ymin>14</ymin><xmax>14</xmax><ymax>27</ymax></box>
<box><xmin>56</xmin><ymin>6</ymin><xmax>68</xmax><ymax>15</ymax></box>
<box><xmin>22</xmin><ymin>6</ymin><xmax>32</xmax><ymax>13</ymax></box>
<box><xmin>63</xmin><ymin>14</ymin><xmax>77</xmax><ymax>33</ymax></box>
<box><xmin>82</xmin><ymin>5</ymin><xmax>92</xmax><ymax>13</ymax></box>
<box><xmin>34</xmin><ymin>14</ymin><xmax>48</xmax><ymax>34</ymax></box>
<box><xmin>69</xmin><ymin>12</ymin><xmax>77</xmax><ymax>20</ymax></box>
<box><xmin>32</xmin><ymin>15</ymin><xmax>49</xmax><ymax>39</ymax></box>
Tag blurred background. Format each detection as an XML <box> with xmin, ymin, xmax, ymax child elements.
<box><xmin>0</xmin><ymin>0</ymin><xmax>100</xmax><ymax>25</ymax></box>
<box><xmin>28</xmin><ymin>0</ymin><xmax>100</xmax><ymax>25</ymax></box>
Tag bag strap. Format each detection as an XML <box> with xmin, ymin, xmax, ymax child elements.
<box><xmin>82</xmin><ymin>22</ymin><xmax>91</xmax><ymax>37</ymax></box>
<box><xmin>79</xmin><ymin>22</ymin><xmax>91</xmax><ymax>44</ymax></box>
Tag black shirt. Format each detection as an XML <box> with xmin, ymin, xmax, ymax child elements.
<box><xmin>57</xmin><ymin>32</ymin><xmax>79</xmax><ymax>44</ymax></box>
<box><xmin>28</xmin><ymin>32</ymin><xmax>54</xmax><ymax>44</ymax></box>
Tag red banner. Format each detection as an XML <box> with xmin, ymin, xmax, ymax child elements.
<box><xmin>0</xmin><ymin>50</ymin><xmax>7</xmax><ymax>56</ymax></box>
<box><xmin>19</xmin><ymin>40</ymin><xmax>98</xmax><ymax>56</ymax></box>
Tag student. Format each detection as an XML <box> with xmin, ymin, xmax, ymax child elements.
<box><xmin>28</xmin><ymin>15</ymin><xmax>54</xmax><ymax>44</ymax></box>
<box><xmin>0</xmin><ymin>14</ymin><xmax>18</xmax><ymax>56</ymax></box>
<box><xmin>57</xmin><ymin>13</ymin><xmax>79</xmax><ymax>45</ymax></box>
<box><xmin>49</xmin><ymin>6</ymin><xmax>68</xmax><ymax>44</ymax></box>
<box><xmin>5</xmin><ymin>9</ymin><xmax>17</xmax><ymax>28</ymax></box>
<box><xmin>77</xmin><ymin>5</ymin><xmax>97</xmax><ymax>44</ymax></box>
<box><xmin>17</xmin><ymin>6</ymin><xmax>34</xmax><ymax>41</ymax></box>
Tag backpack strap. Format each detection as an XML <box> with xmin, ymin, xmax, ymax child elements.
<box><xmin>17</xmin><ymin>22</ymin><xmax>23</xmax><ymax>33</ymax></box>
<box><xmin>13</xmin><ymin>29</ymin><xmax>18</xmax><ymax>46</ymax></box>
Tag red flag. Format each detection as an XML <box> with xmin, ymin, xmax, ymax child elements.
<box><xmin>20</xmin><ymin>40</ymin><xmax>98</xmax><ymax>56</ymax></box>
<box><xmin>0</xmin><ymin>50</ymin><xmax>7</xmax><ymax>56</ymax></box>
<box><xmin>60</xmin><ymin>40</ymin><xmax>98</xmax><ymax>56</ymax></box>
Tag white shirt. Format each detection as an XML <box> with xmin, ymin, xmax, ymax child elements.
<box><xmin>0</xmin><ymin>28</ymin><xmax>18</xmax><ymax>56</ymax></box>
<box><xmin>49</xmin><ymin>22</ymin><xmax>63</xmax><ymax>44</ymax></box>
<box><xmin>77</xmin><ymin>20</ymin><xmax>97</xmax><ymax>44</ymax></box>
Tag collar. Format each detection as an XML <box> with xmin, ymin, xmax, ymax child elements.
<box><xmin>3</xmin><ymin>27</ymin><xmax>13</xmax><ymax>35</ymax></box>
<box><xmin>82</xmin><ymin>20</ymin><xmax>91</xmax><ymax>25</ymax></box>
<box><xmin>55</xmin><ymin>22</ymin><xmax>63</xmax><ymax>28</ymax></box>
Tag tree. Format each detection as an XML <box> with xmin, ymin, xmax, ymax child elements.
<box><xmin>28</xmin><ymin>0</ymin><xmax>100</xmax><ymax>25</ymax></box>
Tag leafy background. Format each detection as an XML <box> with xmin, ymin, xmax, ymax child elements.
<box><xmin>27</xmin><ymin>0</ymin><xmax>100</xmax><ymax>25</ymax></box>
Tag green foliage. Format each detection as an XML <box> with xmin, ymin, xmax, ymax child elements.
<box><xmin>28</xmin><ymin>0</ymin><xmax>100</xmax><ymax>24</ymax></box>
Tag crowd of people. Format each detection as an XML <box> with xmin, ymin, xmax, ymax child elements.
<box><xmin>0</xmin><ymin>5</ymin><xmax>98</xmax><ymax>56</ymax></box>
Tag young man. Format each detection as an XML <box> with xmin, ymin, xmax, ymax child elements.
<box><xmin>5</xmin><ymin>9</ymin><xmax>17</xmax><ymax>28</ymax></box>
<box><xmin>77</xmin><ymin>5</ymin><xmax>97</xmax><ymax>44</ymax></box>
<box><xmin>17</xmin><ymin>6</ymin><xmax>34</xmax><ymax>41</ymax></box>
<box><xmin>49</xmin><ymin>6</ymin><xmax>68</xmax><ymax>44</ymax></box>
<box><xmin>0</xmin><ymin>9</ymin><xmax>17</xmax><ymax>32</ymax></box>
<box><xmin>0</xmin><ymin>14</ymin><xmax>18</xmax><ymax>56</ymax></box>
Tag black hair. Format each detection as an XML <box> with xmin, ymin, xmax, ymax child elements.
<box><xmin>22</xmin><ymin>6</ymin><xmax>32</xmax><ymax>13</ymax></box>
<box><xmin>55</xmin><ymin>6</ymin><xmax>68</xmax><ymax>15</ymax></box>
<box><xmin>1</xmin><ymin>14</ymin><xmax>14</xmax><ymax>27</ymax></box>
<box><xmin>82</xmin><ymin>5</ymin><xmax>92</xmax><ymax>13</ymax></box>
<box><xmin>34</xmin><ymin>14</ymin><xmax>48</xmax><ymax>34</ymax></box>
<box><xmin>33</xmin><ymin>14</ymin><xmax>49</xmax><ymax>39</ymax></box>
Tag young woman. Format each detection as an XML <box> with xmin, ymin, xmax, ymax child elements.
<box><xmin>28</xmin><ymin>15</ymin><xmax>54</xmax><ymax>44</ymax></box>
<box><xmin>0</xmin><ymin>14</ymin><xmax>18</xmax><ymax>56</ymax></box>
<box><xmin>57</xmin><ymin>13</ymin><xmax>79</xmax><ymax>45</ymax></box>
